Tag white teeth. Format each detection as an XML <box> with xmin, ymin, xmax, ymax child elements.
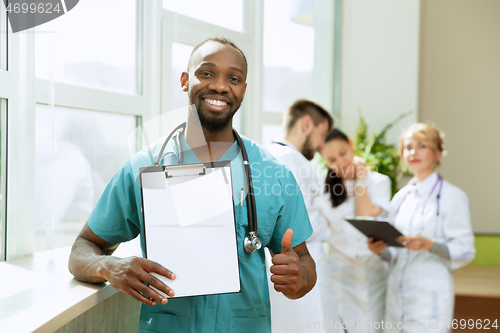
<box><xmin>206</xmin><ymin>99</ymin><xmax>227</xmax><ymax>107</ymax></box>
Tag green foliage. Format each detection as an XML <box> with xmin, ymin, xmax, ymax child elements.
<box><xmin>311</xmin><ymin>150</ymin><xmax>328</xmax><ymax>174</ymax></box>
<box><xmin>353</xmin><ymin>110</ymin><xmax>413</xmax><ymax>197</ymax></box>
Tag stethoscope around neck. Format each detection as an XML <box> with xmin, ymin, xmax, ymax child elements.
<box><xmin>155</xmin><ymin>122</ymin><xmax>262</xmax><ymax>254</ymax></box>
<box><xmin>396</xmin><ymin>174</ymin><xmax>444</xmax><ymax>216</ymax></box>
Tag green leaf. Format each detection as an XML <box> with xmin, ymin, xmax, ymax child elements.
<box><xmin>352</xmin><ymin>109</ymin><xmax>414</xmax><ymax>197</ymax></box>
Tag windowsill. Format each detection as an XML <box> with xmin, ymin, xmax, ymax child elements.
<box><xmin>0</xmin><ymin>239</ymin><xmax>141</xmax><ymax>332</ymax></box>
<box><xmin>0</xmin><ymin>242</ymin><xmax>497</xmax><ymax>332</ymax></box>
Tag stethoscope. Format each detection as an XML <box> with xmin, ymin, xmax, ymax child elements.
<box><xmin>155</xmin><ymin>122</ymin><xmax>262</xmax><ymax>254</ymax></box>
<box><xmin>396</xmin><ymin>174</ymin><xmax>443</xmax><ymax>251</ymax></box>
<box><xmin>396</xmin><ymin>174</ymin><xmax>444</xmax><ymax>216</ymax></box>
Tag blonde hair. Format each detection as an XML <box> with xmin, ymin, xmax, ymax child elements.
<box><xmin>399</xmin><ymin>123</ymin><xmax>445</xmax><ymax>163</ymax></box>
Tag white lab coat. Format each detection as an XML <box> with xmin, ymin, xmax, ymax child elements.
<box><xmin>266</xmin><ymin>141</ymin><xmax>341</xmax><ymax>333</ymax></box>
<box><xmin>385</xmin><ymin>172</ymin><xmax>475</xmax><ymax>333</ymax></box>
<box><xmin>315</xmin><ymin>171</ymin><xmax>391</xmax><ymax>333</ymax></box>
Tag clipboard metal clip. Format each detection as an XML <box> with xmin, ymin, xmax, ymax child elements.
<box><xmin>164</xmin><ymin>163</ymin><xmax>206</xmax><ymax>178</ymax></box>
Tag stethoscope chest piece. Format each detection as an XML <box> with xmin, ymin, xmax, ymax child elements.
<box><xmin>244</xmin><ymin>231</ymin><xmax>262</xmax><ymax>253</ymax></box>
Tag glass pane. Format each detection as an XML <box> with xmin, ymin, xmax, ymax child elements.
<box><xmin>171</xmin><ymin>42</ymin><xmax>194</xmax><ymax>111</ymax></box>
<box><xmin>163</xmin><ymin>0</ymin><xmax>245</xmax><ymax>32</ymax></box>
<box><xmin>262</xmin><ymin>124</ymin><xmax>284</xmax><ymax>149</ymax></box>
<box><xmin>1</xmin><ymin>2</ymin><xmax>6</xmax><ymax>70</ymax></box>
<box><xmin>263</xmin><ymin>0</ymin><xmax>315</xmax><ymax>113</ymax></box>
<box><xmin>0</xmin><ymin>100</ymin><xmax>5</xmax><ymax>261</ymax></box>
<box><xmin>35</xmin><ymin>0</ymin><xmax>138</xmax><ymax>94</ymax></box>
<box><xmin>34</xmin><ymin>105</ymin><xmax>137</xmax><ymax>252</ymax></box>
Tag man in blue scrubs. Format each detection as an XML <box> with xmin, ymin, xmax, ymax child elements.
<box><xmin>69</xmin><ymin>37</ymin><xmax>316</xmax><ymax>333</ymax></box>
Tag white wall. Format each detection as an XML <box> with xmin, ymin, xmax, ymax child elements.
<box><xmin>339</xmin><ymin>0</ymin><xmax>500</xmax><ymax>233</ymax></box>
<box><xmin>419</xmin><ymin>0</ymin><xmax>500</xmax><ymax>234</ymax></box>
<box><xmin>339</xmin><ymin>0</ymin><xmax>420</xmax><ymax>145</ymax></box>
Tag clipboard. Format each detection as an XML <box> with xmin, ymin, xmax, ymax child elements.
<box><xmin>139</xmin><ymin>161</ymin><xmax>241</xmax><ymax>298</ymax></box>
<box><xmin>345</xmin><ymin>218</ymin><xmax>404</xmax><ymax>247</ymax></box>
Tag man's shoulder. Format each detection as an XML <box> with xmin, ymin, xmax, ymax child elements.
<box><xmin>240</xmin><ymin>136</ymin><xmax>296</xmax><ymax>180</ymax></box>
<box><xmin>266</xmin><ymin>142</ymin><xmax>309</xmax><ymax>167</ymax></box>
<box><xmin>266</xmin><ymin>141</ymin><xmax>295</xmax><ymax>158</ymax></box>
<box><xmin>241</xmin><ymin>136</ymin><xmax>285</xmax><ymax>166</ymax></box>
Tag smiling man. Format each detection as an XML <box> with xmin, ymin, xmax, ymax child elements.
<box><xmin>183</xmin><ymin>41</ymin><xmax>246</xmax><ymax>133</ymax></box>
<box><xmin>68</xmin><ymin>37</ymin><xmax>316</xmax><ymax>333</ymax></box>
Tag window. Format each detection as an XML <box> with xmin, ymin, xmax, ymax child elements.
<box><xmin>262</xmin><ymin>0</ymin><xmax>315</xmax><ymax>113</ymax></box>
<box><xmin>0</xmin><ymin>5</ymin><xmax>7</xmax><ymax>71</ymax></box>
<box><xmin>35</xmin><ymin>0</ymin><xmax>138</xmax><ymax>94</ymax></box>
<box><xmin>170</xmin><ymin>42</ymin><xmax>194</xmax><ymax>111</ymax></box>
<box><xmin>261</xmin><ymin>124</ymin><xmax>284</xmax><ymax>150</ymax></box>
<box><xmin>163</xmin><ymin>0</ymin><xmax>246</xmax><ymax>32</ymax></box>
<box><xmin>34</xmin><ymin>105</ymin><xmax>137</xmax><ymax>252</ymax></box>
<box><xmin>23</xmin><ymin>0</ymin><xmax>144</xmax><ymax>256</ymax></box>
<box><xmin>0</xmin><ymin>99</ymin><xmax>5</xmax><ymax>260</ymax></box>
<box><xmin>1</xmin><ymin>0</ymin><xmax>334</xmax><ymax>261</ymax></box>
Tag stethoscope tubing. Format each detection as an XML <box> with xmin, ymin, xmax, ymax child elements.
<box><xmin>155</xmin><ymin>123</ymin><xmax>186</xmax><ymax>167</ymax></box>
<box><xmin>237</xmin><ymin>135</ymin><xmax>257</xmax><ymax>234</ymax></box>
<box><xmin>156</xmin><ymin>122</ymin><xmax>258</xmax><ymax>236</ymax></box>
<box><xmin>396</xmin><ymin>174</ymin><xmax>443</xmax><ymax>216</ymax></box>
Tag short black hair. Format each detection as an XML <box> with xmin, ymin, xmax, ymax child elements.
<box><xmin>187</xmin><ymin>36</ymin><xmax>248</xmax><ymax>79</ymax></box>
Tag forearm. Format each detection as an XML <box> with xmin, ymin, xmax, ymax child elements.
<box><xmin>355</xmin><ymin>189</ymin><xmax>382</xmax><ymax>217</ymax></box>
<box><xmin>379</xmin><ymin>247</ymin><xmax>392</xmax><ymax>262</ymax></box>
<box><xmin>430</xmin><ymin>241</ymin><xmax>450</xmax><ymax>260</ymax></box>
<box><xmin>412</xmin><ymin>237</ymin><xmax>450</xmax><ymax>259</ymax></box>
<box><xmin>68</xmin><ymin>236</ymin><xmax>119</xmax><ymax>284</ymax></box>
<box><xmin>285</xmin><ymin>253</ymin><xmax>316</xmax><ymax>300</ymax></box>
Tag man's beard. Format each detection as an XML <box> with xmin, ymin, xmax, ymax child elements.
<box><xmin>197</xmin><ymin>106</ymin><xmax>236</xmax><ymax>132</ymax></box>
<box><xmin>190</xmin><ymin>90</ymin><xmax>240</xmax><ymax>132</ymax></box>
<box><xmin>301</xmin><ymin>133</ymin><xmax>315</xmax><ymax>161</ymax></box>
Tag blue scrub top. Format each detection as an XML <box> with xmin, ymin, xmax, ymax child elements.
<box><xmin>88</xmin><ymin>133</ymin><xmax>313</xmax><ymax>333</ymax></box>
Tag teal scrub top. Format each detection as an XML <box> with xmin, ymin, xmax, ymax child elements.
<box><xmin>87</xmin><ymin>133</ymin><xmax>313</xmax><ymax>333</ymax></box>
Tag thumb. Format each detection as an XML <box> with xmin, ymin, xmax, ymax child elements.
<box><xmin>281</xmin><ymin>229</ymin><xmax>294</xmax><ymax>255</ymax></box>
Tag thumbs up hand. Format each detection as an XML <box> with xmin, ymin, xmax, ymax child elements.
<box><xmin>270</xmin><ymin>229</ymin><xmax>307</xmax><ymax>296</ymax></box>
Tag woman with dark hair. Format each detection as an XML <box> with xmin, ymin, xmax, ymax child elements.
<box><xmin>316</xmin><ymin>128</ymin><xmax>391</xmax><ymax>333</ymax></box>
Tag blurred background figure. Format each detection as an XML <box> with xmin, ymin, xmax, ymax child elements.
<box><xmin>368</xmin><ymin>123</ymin><xmax>475</xmax><ymax>333</ymax></box>
<box><xmin>316</xmin><ymin>127</ymin><xmax>391</xmax><ymax>333</ymax></box>
<box><xmin>266</xmin><ymin>99</ymin><xmax>340</xmax><ymax>333</ymax></box>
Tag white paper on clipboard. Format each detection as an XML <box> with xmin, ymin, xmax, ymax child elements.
<box><xmin>139</xmin><ymin>162</ymin><xmax>240</xmax><ymax>298</ymax></box>
<box><xmin>169</xmin><ymin>169</ymin><xmax>232</xmax><ymax>227</ymax></box>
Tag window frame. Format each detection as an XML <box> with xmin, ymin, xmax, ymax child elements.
<box><xmin>0</xmin><ymin>99</ymin><xmax>6</xmax><ymax>261</ymax></box>
<box><xmin>1</xmin><ymin>1</ymin><xmax>163</xmax><ymax>261</ymax></box>
<box><xmin>259</xmin><ymin>0</ymin><xmax>340</xmax><ymax>143</ymax></box>
<box><xmin>0</xmin><ymin>0</ymin><xmax>337</xmax><ymax>261</ymax></box>
<box><xmin>1</xmin><ymin>28</ymin><xmax>37</xmax><ymax>261</ymax></box>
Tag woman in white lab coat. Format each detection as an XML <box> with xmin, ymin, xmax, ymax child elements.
<box><xmin>316</xmin><ymin>128</ymin><xmax>392</xmax><ymax>333</ymax></box>
<box><xmin>368</xmin><ymin>123</ymin><xmax>475</xmax><ymax>333</ymax></box>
